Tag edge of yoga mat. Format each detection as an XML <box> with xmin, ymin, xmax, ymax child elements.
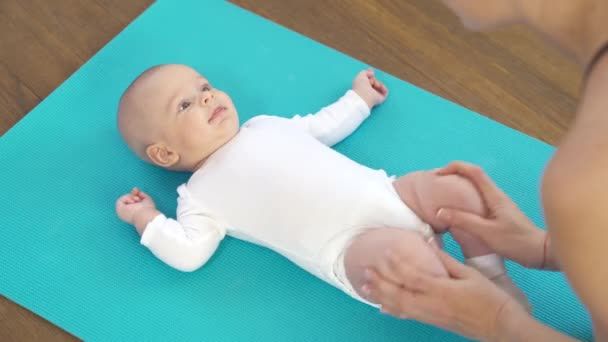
<box><xmin>0</xmin><ymin>1</ymin><xmax>592</xmax><ymax>341</ymax></box>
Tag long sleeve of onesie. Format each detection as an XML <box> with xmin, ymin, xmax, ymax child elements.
<box><xmin>140</xmin><ymin>185</ymin><xmax>227</xmax><ymax>272</ymax></box>
<box><xmin>290</xmin><ymin>90</ymin><xmax>371</xmax><ymax>146</ymax></box>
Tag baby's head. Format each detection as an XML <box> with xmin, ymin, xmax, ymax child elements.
<box><xmin>117</xmin><ymin>64</ymin><xmax>239</xmax><ymax>171</ymax></box>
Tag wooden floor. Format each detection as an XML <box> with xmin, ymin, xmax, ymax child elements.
<box><xmin>0</xmin><ymin>0</ymin><xmax>580</xmax><ymax>341</ymax></box>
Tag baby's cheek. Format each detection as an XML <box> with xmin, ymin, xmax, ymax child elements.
<box><xmin>183</xmin><ymin>129</ymin><xmax>208</xmax><ymax>149</ymax></box>
<box><xmin>220</xmin><ymin>93</ymin><xmax>236</xmax><ymax>110</ymax></box>
<box><xmin>177</xmin><ymin>118</ymin><xmax>208</xmax><ymax>148</ymax></box>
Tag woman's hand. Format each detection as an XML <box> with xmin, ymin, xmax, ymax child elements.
<box><xmin>364</xmin><ymin>249</ymin><xmax>527</xmax><ymax>342</ymax></box>
<box><xmin>435</xmin><ymin>161</ymin><xmax>556</xmax><ymax>269</ymax></box>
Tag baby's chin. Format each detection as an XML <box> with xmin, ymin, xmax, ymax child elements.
<box><xmin>221</xmin><ymin>108</ymin><xmax>240</xmax><ymax>128</ymax></box>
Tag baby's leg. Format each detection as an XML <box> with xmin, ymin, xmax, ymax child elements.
<box><xmin>393</xmin><ymin>171</ymin><xmax>530</xmax><ymax>310</ymax></box>
<box><xmin>393</xmin><ymin>170</ymin><xmax>492</xmax><ymax>258</ymax></box>
<box><xmin>343</xmin><ymin>227</ymin><xmax>447</xmax><ymax>303</ymax></box>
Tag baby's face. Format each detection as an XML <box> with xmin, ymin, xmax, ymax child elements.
<box><xmin>129</xmin><ymin>64</ymin><xmax>239</xmax><ymax>170</ymax></box>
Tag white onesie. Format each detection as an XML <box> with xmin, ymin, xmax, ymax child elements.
<box><xmin>141</xmin><ymin>90</ymin><xmax>433</xmax><ymax>303</ymax></box>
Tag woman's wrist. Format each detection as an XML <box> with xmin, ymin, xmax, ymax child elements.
<box><xmin>520</xmin><ymin>222</ymin><xmax>547</xmax><ymax>270</ymax></box>
<box><xmin>541</xmin><ymin>232</ymin><xmax>560</xmax><ymax>271</ymax></box>
<box><xmin>522</xmin><ymin>1</ymin><xmax>608</xmax><ymax>67</ymax></box>
<box><xmin>489</xmin><ymin>299</ymin><xmax>530</xmax><ymax>342</ymax></box>
<box><xmin>584</xmin><ymin>41</ymin><xmax>608</xmax><ymax>81</ymax></box>
<box><xmin>492</xmin><ymin>297</ymin><xmax>578</xmax><ymax>342</ymax></box>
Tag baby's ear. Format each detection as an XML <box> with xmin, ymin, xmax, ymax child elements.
<box><xmin>146</xmin><ymin>144</ymin><xmax>180</xmax><ymax>168</ymax></box>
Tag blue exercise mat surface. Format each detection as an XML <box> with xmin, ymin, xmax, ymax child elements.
<box><xmin>0</xmin><ymin>1</ymin><xmax>591</xmax><ymax>340</ymax></box>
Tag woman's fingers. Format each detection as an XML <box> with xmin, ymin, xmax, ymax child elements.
<box><xmin>437</xmin><ymin>161</ymin><xmax>508</xmax><ymax>205</ymax></box>
<box><xmin>372</xmin><ymin>255</ymin><xmax>433</xmax><ymax>293</ymax></box>
<box><xmin>437</xmin><ymin>208</ymin><xmax>496</xmax><ymax>240</ymax></box>
<box><xmin>435</xmin><ymin>250</ymin><xmax>472</xmax><ymax>279</ymax></box>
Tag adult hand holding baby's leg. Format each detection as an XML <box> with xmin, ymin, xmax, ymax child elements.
<box><xmin>345</xmin><ymin>228</ymin><xmax>448</xmax><ymax>304</ymax></box>
<box><xmin>393</xmin><ymin>169</ymin><xmax>531</xmax><ymax>310</ymax></box>
<box><xmin>115</xmin><ymin>187</ymin><xmax>160</xmax><ymax>235</ymax></box>
<box><xmin>393</xmin><ymin>170</ymin><xmax>493</xmax><ymax>258</ymax></box>
<box><xmin>365</xmin><ymin>249</ymin><xmax>527</xmax><ymax>342</ymax></box>
<box><xmin>435</xmin><ymin>162</ymin><xmax>555</xmax><ymax>270</ymax></box>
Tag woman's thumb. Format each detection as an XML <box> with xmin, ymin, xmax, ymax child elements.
<box><xmin>437</xmin><ymin>208</ymin><xmax>493</xmax><ymax>237</ymax></box>
<box><xmin>436</xmin><ymin>250</ymin><xmax>470</xmax><ymax>278</ymax></box>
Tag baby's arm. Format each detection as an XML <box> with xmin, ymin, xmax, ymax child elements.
<box><xmin>116</xmin><ymin>187</ymin><xmax>226</xmax><ymax>272</ymax></box>
<box><xmin>291</xmin><ymin>69</ymin><xmax>388</xmax><ymax>146</ymax></box>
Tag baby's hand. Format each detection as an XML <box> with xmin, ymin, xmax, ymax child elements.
<box><xmin>352</xmin><ymin>68</ymin><xmax>389</xmax><ymax>109</ymax></box>
<box><xmin>116</xmin><ymin>187</ymin><xmax>157</xmax><ymax>225</ymax></box>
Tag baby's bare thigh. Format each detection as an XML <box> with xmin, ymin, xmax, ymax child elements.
<box><xmin>393</xmin><ymin>171</ymin><xmax>486</xmax><ymax>231</ymax></box>
<box><xmin>344</xmin><ymin>227</ymin><xmax>447</xmax><ymax>303</ymax></box>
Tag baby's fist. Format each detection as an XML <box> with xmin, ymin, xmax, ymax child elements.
<box><xmin>352</xmin><ymin>69</ymin><xmax>388</xmax><ymax>109</ymax></box>
<box><xmin>116</xmin><ymin>187</ymin><xmax>157</xmax><ymax>225</ymax></box>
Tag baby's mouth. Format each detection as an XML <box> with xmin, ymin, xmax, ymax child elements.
<box><xmin>208</xmin><ymin>106</ymin><xmax>227</xmax><ymax>123</ymax></box>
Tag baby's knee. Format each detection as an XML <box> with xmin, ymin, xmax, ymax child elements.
<box><xmin>434</xmin><ymin>174</ymin><xmax>484</xmax><ymax>212</ymax></box>
<box><xmin>416</xmin><ymin>173</ymin><xmax>486</xmax><ymax>229</ymax></box>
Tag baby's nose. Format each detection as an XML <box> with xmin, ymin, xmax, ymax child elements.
<box><xmin>201</xmin><ymin>92</ymin><xmax>214</xmax><ymax>105</ymax></box>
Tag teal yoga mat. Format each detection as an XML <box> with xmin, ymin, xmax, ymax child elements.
<box><xmin>0</xmin><ymin>1</ymin><xmax>591</xmax><ymax>341</ymax></box>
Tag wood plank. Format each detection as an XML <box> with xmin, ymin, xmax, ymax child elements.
<box><xmin>95</xmin><ymin>0</ymin><xmax>153</xmax><ymax>26</ymax></box>
<box><xmin>0</xmin><ymin>296</ymin><xmax>75</xmax><ymax>342</ymax></box>
<box><xmin>0</xmin><ymin>62</ymin><xmax>40</xmax><ymax>135</ymax></box>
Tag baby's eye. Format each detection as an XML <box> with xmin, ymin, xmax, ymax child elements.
<box><xmin>179</xmin><ymin>101</ymin><xmax>191</xmax><ymax>112</ymax></box>
<box><xmin>201</xmin><ymin>85</ymin><xmax>211</xmax><ymax>92</ymax></box>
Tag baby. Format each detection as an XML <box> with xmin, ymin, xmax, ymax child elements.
<box><xmin>115</xmin><ymin>64</ymin><xmax>527</xmax><ymax>309</ymax></box>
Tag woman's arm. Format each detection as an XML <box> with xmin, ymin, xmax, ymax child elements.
<box><xmin>542</xmin><ymin>54</ymin><xmax>608</xmax><ymax>336</ymax></box>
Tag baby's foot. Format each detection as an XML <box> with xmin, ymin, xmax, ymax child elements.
<box><xmin>451</xmin><ymin>229</ymin><xmax>531</xmax><ymax>312</ymax></box>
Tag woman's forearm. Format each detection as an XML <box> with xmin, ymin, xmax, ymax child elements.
<box><xmin>502</xmin><ymin>317</ymin><xmax>578</xmax><ymax>342</ymax></box>
<box><xmin>495</xmin><ymin>303</ymin><xmax>578</xmax><ymax>342</ymax></box>
<box><xmin>521</xmin><ymin>0</ymin><xmax>608</xmax><ymax>66</ymax></box>
<box><xmin>540</xmin><ymin>51</ymin><xmax>608</xmax><ymax>341</ymax></box>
